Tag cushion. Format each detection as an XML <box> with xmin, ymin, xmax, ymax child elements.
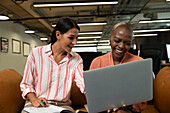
<box><xmin>0</xmin><ymin>69</ymin><xmax>25</xmax><ymax>113</ymax></box>
<box><xmin>154</xmin><ymin>66</ymin><xmax>170</xmax><ymax>113</ymax></box>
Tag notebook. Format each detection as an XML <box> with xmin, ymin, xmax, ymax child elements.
<box><xmin>83</xmin><ymin>58</ymin><xmax>153</xmax><ymax>113</ymax></box>
<box><xmin>23</xmin><ymin>105</ymin><xmax>75</xmax><ymax>113</ymax></box>
<box><xmin>23</xmin><ymin>104</ymin><xmax>75</xmax><ymax>113</ymax></box>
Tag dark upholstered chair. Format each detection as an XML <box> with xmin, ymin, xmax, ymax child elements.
<box><xmin>77</xmin><ymin>52</ymin><xmax>103</xmax><ymax>71</ymax></box>
<box><xmin>140</xmin><ymin>49</ymin><xmax>163</xmax><ymax>76</ymax></box>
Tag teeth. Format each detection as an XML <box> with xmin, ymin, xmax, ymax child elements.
<box><xmin>116</xmin><ymin>49</ymin><xmax>123</xmax><ymax>53</ymax></box>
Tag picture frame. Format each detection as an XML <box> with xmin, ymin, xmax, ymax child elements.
<box><xmin>0</xmin><ymin>37</ymin><xmax>8</xmax><ymax>53</ymax></box>
<box><xmin>12</xmin><ymin>39</ymin><xmax>21</xmax><ymax>54</ymax></box>
<box><xmin>23</xmin><ymin>42</ymin><xmax>30</xmax><ymax>57</ymax></box>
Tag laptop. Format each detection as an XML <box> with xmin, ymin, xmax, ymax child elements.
<box><xmin>83</xmin><ymin>58</ymin><xmax>153</xmax><ymax>113</ymax></box>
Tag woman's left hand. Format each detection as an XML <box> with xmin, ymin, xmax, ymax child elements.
<box><xmin>132</xmin><ymin>101</ymin><xmax>147</xmax><ymax>112</ymax></box>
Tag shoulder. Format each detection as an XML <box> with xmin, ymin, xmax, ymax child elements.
<box><xmin>91</xmin><ymin>53</ymin><xmax>106</xmax><ymax>63</ymax></box>
<box><xmin>29</xmin><ymin>45</ymin><xmax>47</xmax><ymax>58</ymax></box>
<box><xmin>32</xmin><ymin>45</ymin><xmax>47</xmax><ymax>53</ymax></box>
<box><xmin>125</xmin><ymin>52</ymin><xmax>143</xmax><ymax>61</ymax></box>
<box><xmin>71</xmin><ymin>52</ymin><xmax>83</xmax><ymax>62</ymax></box>
<box><xmin>90</xmin><ymin>53</ymin><xmax>110</xmax><ymax>70</ymax></box>
<box><xmin>94</xmin><ymin>52</ymin><xmax>110</xmax><ymax>61</ymax></box>
<box><xmin>72</xmin><ymin>52</ymin><xmax>81</xmax><ymax>58</ymax></box>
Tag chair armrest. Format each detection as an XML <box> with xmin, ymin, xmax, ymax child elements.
<box><xmin>142</xmin><ymin>105</ymin><xmax>160</xmax><ymax>113</ymax></box>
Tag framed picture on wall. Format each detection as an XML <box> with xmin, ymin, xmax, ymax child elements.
<box><xmin>0</xmin><ymin>37</ymin><xmax>8</xmax><ymax>53</ymax></box>
<box><xmin>12</xmin><ymin>39</ymin><xmax>21</xmax><ymax>54</ymax></box>
<box><xmin>23</xmin><ymin>42</ymin><xmax>30</xmax><ymax>57</ymax></box>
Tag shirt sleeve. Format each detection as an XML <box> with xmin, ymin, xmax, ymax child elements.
<box><xmin>74</xmin><ymin>56</ymin><xmax>85</xmax><ymax>94</ymax></box>
<box><xmin>20</xmin><ymin>50</ymin><xmax>36</xmax><ymax>99</ymax></box>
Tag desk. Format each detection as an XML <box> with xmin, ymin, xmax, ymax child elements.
<box><xmin>161</xmin><ymin>63</ymin><xmax>170</xmax><ymax>67</ymax></box>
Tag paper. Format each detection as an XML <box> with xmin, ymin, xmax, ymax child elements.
<box><xmin>24</xmin><ymin>105</ymin><xmax>66</xmax><ymax>113</ymax></box>
<box><xmin>84</xmin><ymin>104</ymin><xmax>88</xmax><ymax>112</ymax></box>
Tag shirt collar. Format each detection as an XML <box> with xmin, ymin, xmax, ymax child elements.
<box><xmin>45</xmin><ymin>43</ymin><xmax>75</xmax><ymax>57</ymax></box>
<box><xmin>45</xmin><ymin>43</ymin><xmax>52</xmax><ymax>55</ymax></box>
<box><xmin>110</xmin><ymin>51</ymin><xmax>128</xmax><ymax>64</ymax></box>
<box><xmin>69</xmin><ymin>51</ymin><xmax>74</xmax><ymax>57</ymax></box>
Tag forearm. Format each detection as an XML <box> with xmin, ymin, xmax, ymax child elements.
<box><xmin>26</xmin><ymin>92</ymin><xmax>37</xmax><ymax>102</ymax></box>
<box><xmin>25</xmin><ymin>92</ymin><xmax>48</xmax><ymax>107</ymax></box>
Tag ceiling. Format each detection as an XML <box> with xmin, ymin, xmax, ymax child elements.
<box><xmin>0</xmin><ymin>0</ymin><xmax>170</xmax><ymax>45</ymax></box>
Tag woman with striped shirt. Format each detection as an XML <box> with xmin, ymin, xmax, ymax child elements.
<box><xmin>20</xmin><ymin>18</ymin><xmax>85</xmax><ymax>112</ymax></box>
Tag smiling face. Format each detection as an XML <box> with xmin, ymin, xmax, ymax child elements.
<box><xmin>110</xmin><ymin>23</ymin><xmax>133</xmax><ymax>61</ymax></box>
<box><xmin>57</xmin><ymin>28</ymin><xmax>79</xmax><ymax>53</ymax></box>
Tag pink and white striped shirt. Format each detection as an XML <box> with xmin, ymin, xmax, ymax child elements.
<box><xmin>20</xmin><ymin>44</ymin><xmax>85</xmax><ymax>102</ymax></box>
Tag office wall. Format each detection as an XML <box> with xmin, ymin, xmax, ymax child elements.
<box><xmin>0</xmin><ymin>21</ymin><xmax>42</xmax><ymax>75</ymax></box>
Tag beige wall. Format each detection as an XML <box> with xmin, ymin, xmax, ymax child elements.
<box><xmin>0</xmin><ymin>21</ymin><xmax>42</xmax><ymax>75</ymax></box>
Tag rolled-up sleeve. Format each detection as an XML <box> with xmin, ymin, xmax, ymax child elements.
<box><xmin>20</xmin><ymin>50</ymin><xmax>36</xmax><ymax>99</ymax></box>
<box><xmin>74</xmin><ymin>57</ymin><xmax>85</xmax><ymax>94</ymax></box>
